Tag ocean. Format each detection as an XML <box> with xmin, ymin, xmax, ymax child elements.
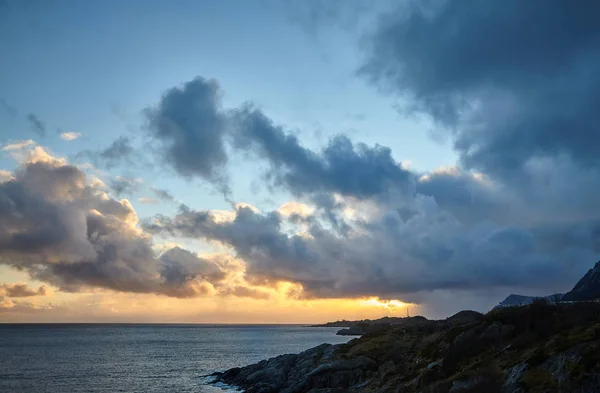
<box><xmin>0</xmin><ymin>324</ymin><xmax>352</xmax><ymax>393</ymax></box>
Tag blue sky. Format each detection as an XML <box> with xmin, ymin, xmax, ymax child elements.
<box><xmin>0</xmin><ymin>0</ymin><xmax>455</xmax><ymax>217</ymax></box>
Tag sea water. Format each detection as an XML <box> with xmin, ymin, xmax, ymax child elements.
<box><xmin>0</xmin><ymin>324</ymin><xmax>351</xmax><ymax>393</ymax></box>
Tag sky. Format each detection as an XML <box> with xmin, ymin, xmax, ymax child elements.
<box><xmin>1</xmin><ymin>0</ymin><xmax>599</xmax><ymax>323</ymax></box>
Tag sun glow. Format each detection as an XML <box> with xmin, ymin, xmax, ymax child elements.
<box><xmin>359</xmin><ymin>297</ymin><xmax>409</xmax><ymax>309</ymax></box>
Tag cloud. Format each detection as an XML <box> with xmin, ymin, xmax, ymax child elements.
<box><xmin>79</xmin><ymin>136</ymin><xmax>135</xmax><ymax>169</ymax></box>
<box><xmin>5</xmin><ymin>64</ymin><xmax>594</xmax><ymax>306</ymax></box>
<box><xmin>143</xmin><ymin>77</ymin><xmax>229</xmax><ymax>190</ymax></box>
<box><xmin>0</xmin><ymin>282</ymin><xmax>48</xmax><ymax>297</ymax></box>
<box><xmin>276</xmin><ymin>0</ymin><xmax>385</xmax><ymax>36</ymax></box>
<box><xmin>0</xmin><ymin>148</ymin><xmax>229</xmax><ymax>298</ymax></box>
<box><xmin>0</xmin><ymin>170</ymin><xmax>13</xmax><ymax>183</ymax></box>
<box><xmin>151</xmin><ymin>187</ymin><xmax>175</xmax><ymax>202</ymax></box>
<box><xmin>146</xmin><ymin>199</ymin><xmax>596</xmax><ymax>299</ymax></box>
<box><xmin>0</xmin><ymin>296</ymin><xmax>60</xmax><ymax>313</ymax></box>
<box><xmin>140</xmin><ymin>73</ymin><xmax>600</xmax><ymax>302</ymax></box>
<box><xmin>2</xmin><ymin>139</ymin><xmax>35</xmax><ymax>151</ymax></box>
<box><xmin>0</xmin><ymin>98</ymin><xmax>17</xmax><ymax>118</ymax></box>
<box><xmin>26</xmin><ymin>113</ymin><xmax>46</xmax><ymax>137</ymax></box>
<box><xmin>59</xmin><ymin>132</ymin><xmax>82</xmax><ymax>141</ymax></box>
<box><xmin>109</xmin><ymin>176</ymin><xmax>142</xmax><ymax>197</ymax></box>
<box><xmin>361</xmin><ymin>0</ymin><xmax>600</xmax><ymax>184</ymax></box>
<box><xmin>138</xmin><ymin>197</ymin><xmax>157</xmax><ymax>204</ymax></box>
<box><xmin>277</xmin><ymin>201</ymin><xmax>315</xmax><ymax>218</ymax></box>
<box><xmin>222</xmin><ymin>285</ymin><xmax>271</xmax><ymax>300</ymax></box>
<box><xmin>232</xmin><ymin>107</ymin><xmax>413</xmax><ymax>198</ymax></box>
<box><xmin>144</xmin><ymin>77</ymin><xmax>412</xmax><ymax>201</ymax></box>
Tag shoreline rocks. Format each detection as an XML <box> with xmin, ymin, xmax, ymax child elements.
<box><xmin>212</xmin><ymin>304</ymin><xmax>600</xmax><ymax>393</ymax></box>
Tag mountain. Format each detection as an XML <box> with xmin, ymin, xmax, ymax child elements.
<box><xmin>563</xmin><ymin>260</ymin><xmax>600</xmax><ymax>301</ymax></box>
<box><xmin>497</xmin><ymin>293</ymin><xmax>564</xmax><ymax>307</ymax></box>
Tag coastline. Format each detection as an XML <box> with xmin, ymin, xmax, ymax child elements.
<box><xmin>210</xmin><ymin>304</ymin><xmax>600</xmax><ymax>392</ymax></box>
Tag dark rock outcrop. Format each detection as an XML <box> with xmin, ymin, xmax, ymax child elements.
<box><xmin>563</xmin><ymin>261</ymin><xmax>600</xmax><ymax>301</ymax></box>
<box><xmin>212</xmin><ymin>343</ymin><xmax>377</xmax><ymax>393</ymax></box>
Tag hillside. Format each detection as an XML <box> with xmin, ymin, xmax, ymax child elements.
<box><xmin>312</xmin><ymin>315</ymin><xmax>475</xmax><ymax>336</ymax></box>
<box><xmin>212</xmin><ymin>301</ymin><xmax>600</xmax><ymax>392</ymax></box>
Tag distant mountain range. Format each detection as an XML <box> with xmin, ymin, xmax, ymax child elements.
<box><xmin>497</xmin><ymin>293</ymin><xmax>564</xmax><ymax>307</ymax></box>
<box><xmin>497</xmin><ymin>260</ymin><xmax>600</xmax><ymax>307</ymax></box>
<box><xmin>312</xmin><ymin>260</ymin><xmax>600</xmax><ymax>335</ymax></box>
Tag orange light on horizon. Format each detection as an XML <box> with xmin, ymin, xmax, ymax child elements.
<box><xmin>359</xmin><ymin>297</ymin><xmax>412</xmax><ymax>310</ymax></box>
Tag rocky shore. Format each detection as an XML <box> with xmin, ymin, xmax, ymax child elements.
<box><xmin>211</xmin><ymin>303</ymin><xmax>600</xmax><ymax>392</ymax></box>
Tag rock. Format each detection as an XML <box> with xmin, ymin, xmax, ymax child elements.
<box><xmin>336</xmin><ymin>327</ymin><xmax>363</xmax><ymax>336</ymax></box>
<box><xmin>502</xmin><ymin>362</ymin><xmax>527</xmax><ymax>393</ymax></box>
<box><xmin>305</xmin><ymin>355</ymin><xmax>377</xmax><ymax>390</ymax></box>
<box><xmin>213</xmin><ymin>343</ymin><xmax>377</xmax><ymax>393</ymax></box>
<box><xmin>538</xmin><ymin>344</ymin><xmax>584</xmax><ymax>391</ymax></box>
<box><xmin>308</xmin><ymin>356</ymin><xmax>377</xmax><ymax>376</ymax></box>
<box><xmin>427</xmin><ymin>359</ymin><xmax>443</xmax><ymax>370</ymax></box>
<box><xmin>378</xmin><ymin>360</ymin><xmax>396</xmax><ymax>381</ymax></box>
<box><xmin>449</xmin><ymin>376</ymin><xmax>485</xmax><ymax>392</ymax></box>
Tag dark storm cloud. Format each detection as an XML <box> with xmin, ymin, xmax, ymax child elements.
<box><xmin>159</xmin><ymin>246</ymin><xmax>225</xmax><ymax>283</ymax></box>
<box><xmin>0</xmin><ymin>154</ymin><xmax>226</xmax><ymax>298</ymax></box>
<box><xmin>232</xmin><ymin>107</ymin><xmax>413</xmax><ymax>198</ymax></box>
<box><xmin>145</xmin><ymin>206</ymin><xmax>335</xmax><ymax>290</ymax></box>
<box><xmin>26</xmin><ymin>113</ymin><xmax>46</xmax><ymax>137</ymax></box>
<box><xmin>143</xmin><ymin>77</ymin><xmax>412</xmax><ymax>200</ymax></box>
<box><xmin>0</xmin><ymin>179</ymin><xmax>74</xmax><ymax>255</ymax></box>
<box><xmin>415</xmin><ymin>169</ymin><xmax>514</xmax><ymax>225</ymax></box>
<box><xmin>362</xmin><ymin>0</ymin><xmax>600</xmax><ymax>179</ymax></box>
<box><xmin>140</xmin><ymin>67</ymin><xmax>600</xmax><ymax>300</ymax></box>
<box><xmin>146</xmin><ymin>201</ymin><xmax>595</xmax><ymax>299</ymax></box>
<box><xmin>143</xmin><ymin>77</ymin><xmax>228</xmax><ymax>186</ymax></box>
